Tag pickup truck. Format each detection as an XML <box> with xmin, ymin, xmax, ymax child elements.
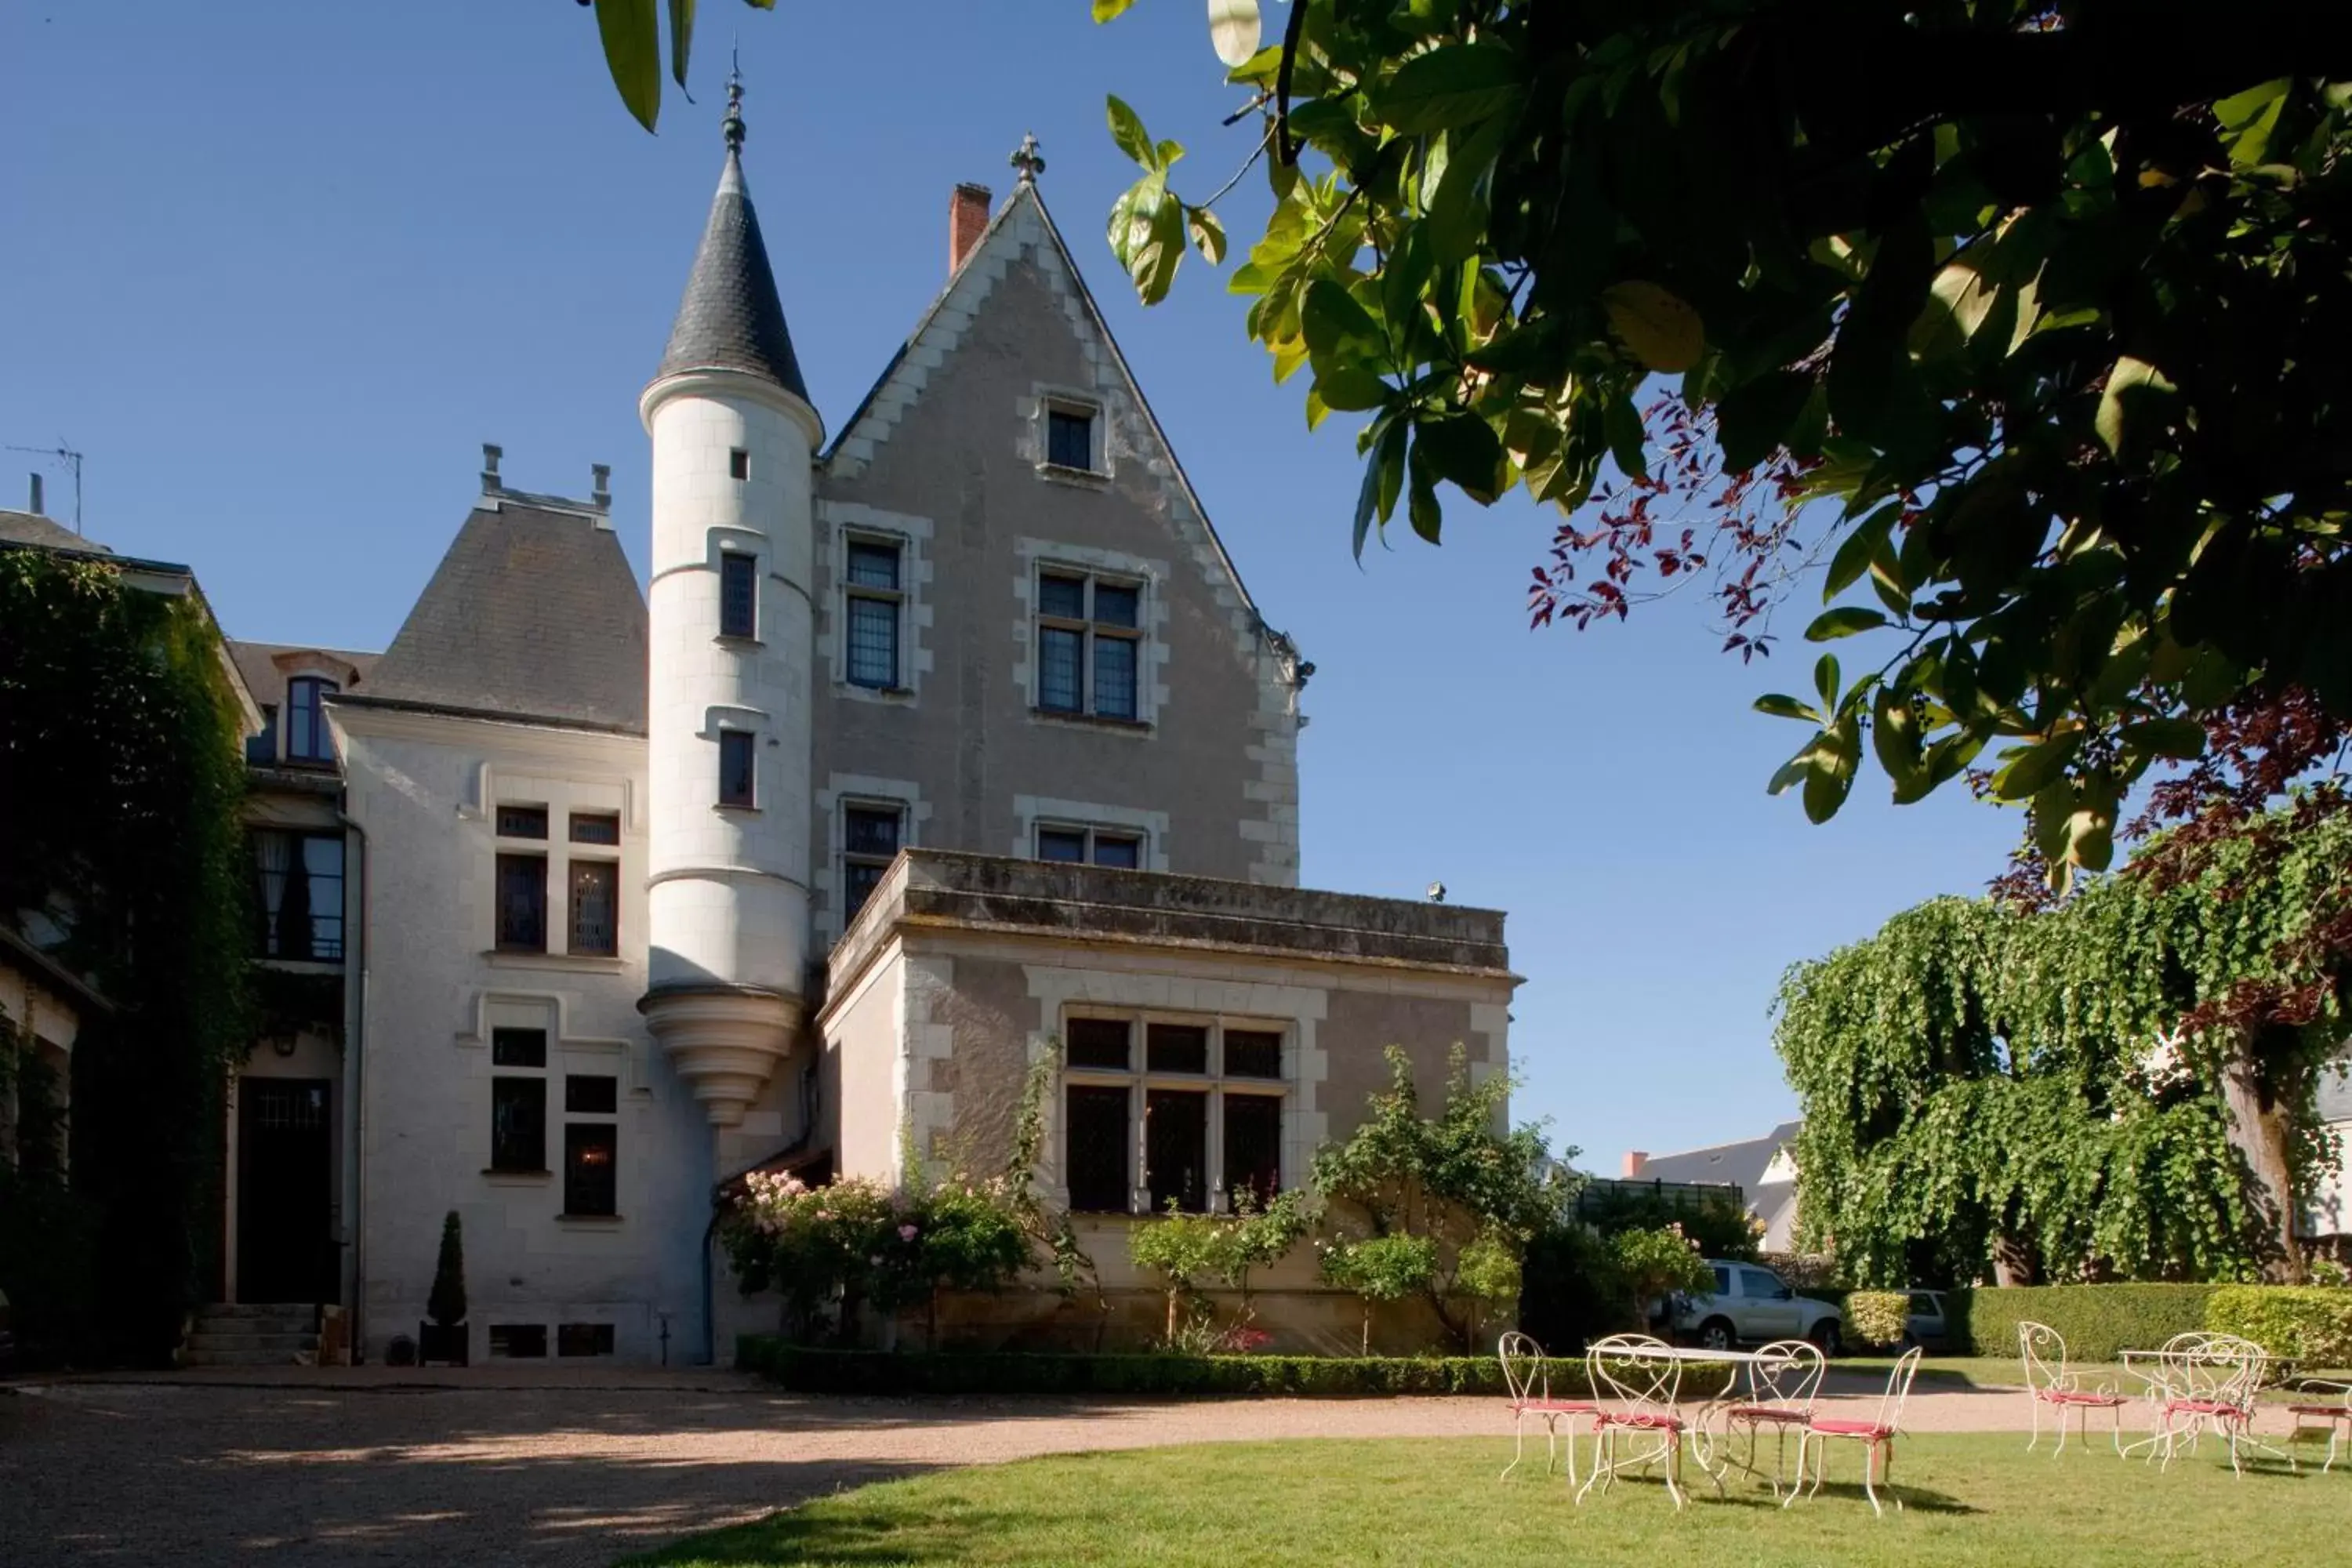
<box><xmin>1664</xmin><ymin>1260</ymin><xmax>1844</xmax><ymax>1356</ymax></box>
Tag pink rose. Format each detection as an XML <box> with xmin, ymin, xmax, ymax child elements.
<box><xmin>898</xmin><ymin>1224</ymin><xmax>920</xmax><ymax>1242</ymax></box>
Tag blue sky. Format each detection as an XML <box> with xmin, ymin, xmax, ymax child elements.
<box><xmin>1</xmin><ymin>2</ymin><xmax>2023</xmax><ymax>1167</ymax></box>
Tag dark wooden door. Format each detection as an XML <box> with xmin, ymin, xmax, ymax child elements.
<box><xmin>237</xmin><ymin>1078</ymin><xmax>333</xmax><ymax>1304</ymax></box>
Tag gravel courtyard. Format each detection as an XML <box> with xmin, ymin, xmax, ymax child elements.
<box><xmin>0</xmin><ymin>1367</ymin><xmax>2281</xmax><ymax>1567</ymax></box>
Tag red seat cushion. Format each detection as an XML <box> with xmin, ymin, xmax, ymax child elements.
<box><xmin>1728</xmin><ymin>1405</ymin><xmax>1808</xmax><ymax>1423</ymax></box>
<box><xmin>1809</xmin><ymin>1418</ymin><xmax>1893</xmax><ymax>1438</ymax></box>
<box><xmin>1596</xmin><ymin>1411</ymin><xmax>1683</xmax><ymax>1432</ymax></box>
<box><xmin>2038</xmin><ymin>1390</ymin><xmax>2127</xmax><ymax>1407</ymax></box>
<box><xmin>1513</xmin><ymin>1400</ymin><xmax>1600</xmax><ymax>1414</ymax></box>
<box><xmin>2164</xmin><ymin>1399</ymin><xmax>2244</xmax><ymax>1417</ymax></box>
<box><xmin>2287</xmin><ymin>1405</ymin><xmax>2352</xmax><ymax>1417</ymax></box>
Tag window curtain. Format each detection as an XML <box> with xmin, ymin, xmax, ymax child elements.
<box><xmin>255</xmin><ymin>832</ymin><xmax>292</xmax><ymax>956</ymax></box>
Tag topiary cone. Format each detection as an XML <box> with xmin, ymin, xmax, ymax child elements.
<box><xmin>426</xmin><ymin>1210</ymin><xmax>466</xmax><ymax>1327</ymax></box>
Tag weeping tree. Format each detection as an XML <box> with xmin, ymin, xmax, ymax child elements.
<box><xmin>1777</xmin><ymin>802</ymin><xmax>2352</xmax><ymax>1287</ymax></box>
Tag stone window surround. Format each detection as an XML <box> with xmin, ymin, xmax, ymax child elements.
<box><xmin>458</xmin><ymin>992</ymin><xmax>637</xmax><ymax>1205</ymax></box>
<box><xmin>1011</xmin><ymin>539</ymin><xmax>1170</xmax><ymax>732</ymax></box>
<box><xmin>1019</xmin><ymin>966</ymin><xmax>1330</xmax><ymax>1218</ymax></box>
<box><xmin>1029</xmin><ymin>383</ymin><xmax>1112</xmax><ymax>486</ymax></box>
<box><xmin>813</xmin><ymin>773</ymin><xmax>931</xmax><ymax>947</ymax></box>
<box><xmin>1011</xmin><ymin>796</ymin><xmax>1170</xmax><ymax>873</ymax></box>
<box><xmin>471</xmin><ymin>768</ymin><xmax>632</xmax><ymax>968</ymax></box>
<box><xmin>1059</xmin><ymin>1007</ymin><xmax>1293</xmax><ymax>1215</ymax></box>
<box><xmin>697</xmin><ymin>705</ymin><xmax>769</xmax><ymax>815</ymax></box>
<box><xmin>817</xmin><ymin>502</ymin><xmax>934</xmax><ymax>706</ymax></box>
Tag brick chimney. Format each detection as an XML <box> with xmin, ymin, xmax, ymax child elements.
<box><xmin>1621</xmin><ymin>1150</ymin><xmax>1650</xmax><ymax>1178</ymax></box>
<box><xmin>950</xmin><ymin>183</ymin><xmax>993</xmax><ymax>274</ymax></box>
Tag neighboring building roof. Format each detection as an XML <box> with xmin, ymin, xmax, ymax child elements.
<box><xmin>654</xmin><ymin>94</ymin><xmax>809</xmax><ymax>401</ymax></box>
<box><xmin>227</xmin><ymin>641</ymin><xmax>381</xmax><ymax>706</ymax></box>
<box><xmin>352</xmin><ymin>499</ymin><xmax>648</xmax><ymax>734</ymax></box>
<box><xmin>0</xmin><ymin>924</ymin><xmax>114</xmax><ymax>1018</ymax></box>
<box><xmin>0</xmin><ymin>508</ymin><xmax>104</xmax><ymax>554</ymax></box>
<box><xmin>1637</xmin><ymin>1121</ymin><xmax>1803</xmax><ymax>1196</ymax></box>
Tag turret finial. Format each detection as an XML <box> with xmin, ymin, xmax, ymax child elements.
<box><xmin>1010</xmin><ymin>132</ymin><xmax>1046</xmax><ymax>184</ymax></box>
<box><xmin>724</xmin><ymin>43</ymin><xmax>746</xmax><ymax>153</ymax></box>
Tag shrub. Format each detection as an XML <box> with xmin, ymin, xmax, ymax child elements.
<box><xmin>426</xmin><ymin>1211</ymin><xmax>466</xmax><ymax>1327</ymax></box>
<box><xmin>1318</xmin><ymin>1232</ymin><xmax>1439</xmax><ymax>1355</ymax></box>
<box><xmin>737</xmin><ymin>1338</ymin><xmax>1559</xmax><ymax>1398</ymax></box>
<box><xmin>1845</xmin><ymin>1290</ymin><xmax>1911</xmax><ymax>1350</ymax></box>
<box><xmin>1951</xmin><ymin>1284</ymin><xmax>2219</xmax><ymax>1361</ymax></box>
<box><xmin>2207</xmin><ymin>1286</ymin><xmax>2352</xmax><ymax>1369</ymax></box>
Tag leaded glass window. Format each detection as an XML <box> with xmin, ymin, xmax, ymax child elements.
<box><xmin>844</xmin><ymin>539</ymin><xmax>903</xmax><ymax>690</ymax></box>
<box><xmin>1033</xmin><ymin>569</ymin><xmax>1143</xmax><ymax>720</ymax></box>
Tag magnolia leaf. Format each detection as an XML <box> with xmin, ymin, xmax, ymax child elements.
<box><xmin>1754</xmin><ymin>693</ymin><xmax>1821</xmax><ymax>724</ymax></box>
<box><xmin>1994</xmin><ymin>729</ymin><xmax>2084</xmax><ymax>801</ymax></box>
<box><xmin>2216</xmin><ymin>78</ymin><xmax>2289</xmax><ymax>167</ymax></box>
<box><xmin>1316</xmin><ymin>365</ymin><xmax>1388</xmax><ymax>412</ymax></box>
<box><xmin>1186</xmin><ymin>205</ymin><xmax>1227</xmax><ymax>264</ymax></box>
<box><xmin>1092</xmin><ymin>0</ymin><xmax>1139</xmax><ymax>20</ymax></box>
<box><xmin>1106</xmin><ymin>95</ymin><xmax>1156</xmax><ymax>169</ymax></box>
<box><xmin>1802</xmin><ymin>717</ymin><xmax>1862</xmax><ymax>823</ymax></box>
<box><xmin>1406</xmin><ymin>440</ymin><xmax>1443</xmax><ymax>544</ymax></box>
<box><xmin>1601</xmin><ymin>281</ymin><xmax>1703</xmax><ymax>373</ymax></box>
<box><xmin>1824</xmin><ymin>505</ymin><xmax>1899</xmax><ymax>599</ymax></box>
<box><xmin>2122</xmin><ymin>715</ymin><xmax>2208</xmax><ymax>761</ymax></box>
<box><xmin>1603</xmin><ymin>393</ymin><xmax>1647</xmax><ymax>482</ymax></box>
<box><xmin>1806</xmin><ymin>606</ymin><xmax>1888</xmax><ymax>641</ymax></box>
<box><xmin>596</xmin><ymin>0</ymin><xmax>662</xmax><ymax>132</ymax></box>
<box><xmin>1871</xmin><ymin>686</ymin><xmax>1925</xmax><ymax>793</ymax></box>
<box><xmin>1207</xmin><ymin>0</ymin><xmax>1261</xmax><ymax>68</ymax></box>
<box><xmin>1814</xmin><ymin>653</ymin><xmax>1842</xmax><ymax>709</ymax></box>
<box><xmin>1300</xmin><ymin>280</ymin><xmax>1385</xmax><ymax>370</ymax></box>
<box><xmin>1715</xmin><ymin>368</ymin><xmax>1813</xmax><ymax>473</ymax></box>
<box><xmin>2095</xmin><ymin>355</ymin><xmax>2177</xmax><ymax>462</ymax></box>
<box><xmin>1353</xmin><ymin>418</ymin><xmax>1408</xmax><ymax>559</ymax></box>
<box><xmin>668</xmin><ymin>0</ymin><xmax>695</xmax><ymax>89</ymax></box>
<box><xmin>1371</xmin><ymin>42</ymin><xmax>1526</xmax><ymax>135</ymax></box>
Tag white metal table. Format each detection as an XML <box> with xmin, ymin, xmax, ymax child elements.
<box><xmin>1581</xmin><ymin>1342</ymin><xmax>1804</xmax><ymax>1503</ymax></box>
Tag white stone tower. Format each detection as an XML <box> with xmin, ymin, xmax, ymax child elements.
<box><xmin>639</xmin><ymin>79</ymin><xmax>823</xmax><ymax>1127</ymax></box>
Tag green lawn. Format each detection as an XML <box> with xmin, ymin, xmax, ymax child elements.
<box><xmin>626</xmin><ymin>1433</ymin><xmax>2348</xmax><ymax>1568</ymax></box>
<box><xmin>1836</xmin><ymin>1355</ymin><xmax>2352</xmax><ymax>1403</ymax></box>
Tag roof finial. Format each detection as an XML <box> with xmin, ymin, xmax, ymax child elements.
<box><xmin>1010</xmin><ymin>132</ymin><xmax>1046</xmax><ymax>184</ymax></box>
<box><xmin>723</xmin><ymin>40</ymin><xmax>746</xmax><ymax>153</ymax></box>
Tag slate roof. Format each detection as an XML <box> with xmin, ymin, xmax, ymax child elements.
<box><xmin>353</xmin><ymin>501</ymin><xmax>647</xmax><ymax>733</ymax></box>
<box><xmin>1638</xmin><ymin>1121</ymin><xmax>1802</xmax><ymax>1195</ymax></box>
<box><xmin>655</xmin><ymin>145</ymin><xmax>810</xmax><ymax>401</ymax></box>
<box><xmin>0</xmin><ymin>507</ymin><xmax>102</xmax><ymax>553</ymax></box>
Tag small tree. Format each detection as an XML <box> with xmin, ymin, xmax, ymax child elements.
<box><xmin>1129</xmin><ymin>1205</ymin><xmax>1233</xmax><ymax>1348</ymax></box>
<box><xmin>426</xmin><ymin>1210</ymin><xmax>466</xmax><ymax>1327</ymax></box>
<box><xmin>1318</xmin><ymin>1233</ymin><xmax>1438</xmax><ymax>1356</ymax></box>
<box><xmin>1453</xmin><ymin>1232</ymin><xmax>1523</xmax><ymax>1352</ymax></box>
<box><xmin>1218</xmin><ymin>1188</ymin><xmax>1314</xmax><ymax>1325</ymax></box>
<box><xmin>1610</xmin><ymin>1225</ymin><xmax>1713</xmax><ymax>1329</ymax></box>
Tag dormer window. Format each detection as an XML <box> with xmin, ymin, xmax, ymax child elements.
<box><xmin>286</xmin><ymin>677</ymin><xmax>338</xmax><ymax>763</ymax></box>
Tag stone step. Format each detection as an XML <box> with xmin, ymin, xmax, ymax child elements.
<box><xmin>185</xmin><ymin>1330</ymin><xmax>318</xmax><ymax>1353</ymax></box>
<box><xmin>180</xmin><ymin>1346</ymin><xmax>319</xmax><ymax>1368</ymax></box>
<box><xmin>197</xmin><ymin>1302</ymin><xmax>321</xmax><ymax>1320</ymax></box>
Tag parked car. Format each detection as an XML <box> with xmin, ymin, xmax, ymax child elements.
<box><xmin>1903</xmin><ymin>1289</ymin><xmax>1955</xmax><ymax>1352</ymax></box>
<box><xmin>1664</xmin><ymin>1260</ymin><xmax>1844</xmax><ymax>1355</ymax></box>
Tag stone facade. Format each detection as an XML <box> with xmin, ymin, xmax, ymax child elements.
<box><xmin>201</xmin><ymin>125</ymin><xmax>1517</xmax><ymax>1366</ymax></box>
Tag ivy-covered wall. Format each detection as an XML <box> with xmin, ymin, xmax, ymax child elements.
<box><xmin>1776</xmin><ymin>803</ymin><xmax>2352</xmax><ymax>1289</ymax></box>
<box><xmin>0</xmin><ymin>550</ymin><xmax>252</xmax><ymax>1363</ymax></box>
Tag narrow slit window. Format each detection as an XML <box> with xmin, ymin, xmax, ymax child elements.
<box><xmin>495</xmin><ymin>854</ymin><xmax>547</xmax><ymax>951</ymax></box>
<box><xmin>728</xmin><ymin>447</ymin><xmax>750</xmax><ymax>481</ymax></box>
<box><xmin>718</xmin><ymin>730</ymin><xmax>757</xmax><ymax>808</ymax></box>
<box><xmin>719</xmin><ymin>551</ymin><xmax>759</xmax><ymax>639</ymax></box>
<box><xmin>843</xmin><ymin>539</ymin><xmax>903</xmax><ymax>690</ymax></box>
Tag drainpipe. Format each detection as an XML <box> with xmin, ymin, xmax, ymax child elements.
<box><xmin>338</xmin><ymin>811</ymin><xmax>370</xmax><ymax>1361</ymax></box>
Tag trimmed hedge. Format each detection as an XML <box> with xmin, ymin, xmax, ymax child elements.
<box><xmin>1949</xmin><ymin>1285</ymin><xmax>2219</xmax><ymax>1362</ymax></box>
<box><xmin>738</xmin><ymin>1337</ymin><xmax>1550</xmax><ymax>1398</ymax></box>
<box><xmin>2207</xmin><ymin>1286</ymin><xmax>2352</xmax><ymax>1367</ymax></box>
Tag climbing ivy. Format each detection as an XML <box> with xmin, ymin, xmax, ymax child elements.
<box><xmin>1775</xmin><ymin>800</ymin><xmax>2352</xmax><ymax>1289</ymax></box>
<box><xmin>0</xmin><ymin>550</ymin><xmax>251</xmax><ymax>1362</ymax></box>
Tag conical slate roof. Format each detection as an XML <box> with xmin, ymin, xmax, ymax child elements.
<box><xmin>655</xmin><ymin>107</ymin><xmax>809</xmax><ymax>400</ymax></box>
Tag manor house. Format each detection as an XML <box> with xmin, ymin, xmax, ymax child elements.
<box><xmin>206</xmin><ymin>96</ymin><xmax>1518</xmax><ymax>1364</ymax></box>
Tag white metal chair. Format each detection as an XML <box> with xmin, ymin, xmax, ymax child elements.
<box><xmin>2285</xmin><ymin>1379</ymin><xmax>2352</xmax><ymax>1474</ymax></box>
<box><xmin>2019</xmin><ymin>1319</ymin><xmax>2128</xmax><ymax>1457</ymax></box>
<box><xmin>1717</xmin><ymin>1339</ymin><xmax>1824</xmax><ymax>1496</ymax></box>
<box><xmin>1580</xmin><ymin>1334</ymin><xmax>1712</xmax><ymax>1511</ymax></box>
<box><xmin>2152</xmin><ymin>1332</ymin><xmax>2274</xmax><ymax>1476</ymax></box>
<box><xmin>1497</xmin><ymin>1331</ymin><xmax>1602</xmax><ymax>1484</ymax></box>
<box><xmin>1787</xmin><ymin>1345</ymin><xmax>1922</xmax><ymax>1517</ymax></box>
